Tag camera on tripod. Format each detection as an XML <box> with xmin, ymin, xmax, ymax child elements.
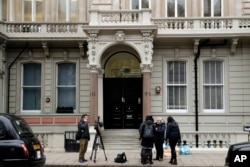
<box><xmin>94</xmin><ymin>116</ymin><xmax>103</xmax><ymax>135</ymax></box>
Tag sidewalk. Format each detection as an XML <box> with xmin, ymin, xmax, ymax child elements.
<box><xmin>44</xmin><ymin>148</ymin><xmax>227</xmax><ymax>167</ymax></box>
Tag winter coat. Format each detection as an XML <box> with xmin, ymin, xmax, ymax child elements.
<box><xmin>139</xmin><ymin>119</ymin><xmax>155</xmax><ymax>148</ymax></box>
<box><xmin>78</xmin><ymin>120</ymin><xmax>90</xmax><ymax>140</ymax></box>
<box><xmin>166</xmin><ymin>121</ymin><xmax>181</xmax><ymax>141</ymax></box>
<box><xmin>154</xmin><ymin>122</ymin><xmax>166</xmax><ymax>143</ymax></box>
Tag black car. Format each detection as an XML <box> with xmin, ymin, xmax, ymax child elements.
<box><xmin>225</xmin><ymin>141</ymin><xmax>250</xmax><ymax>167</ymax></box>
<box><xmin>0</xmin><ymin>114</ymin><xmax>46</xmax><ymax>167</ymax></box>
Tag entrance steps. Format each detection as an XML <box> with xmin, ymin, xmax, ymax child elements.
<box><xmin>101</xmin><ymin>129</ymin><xmax>141</xmax><ymax>150</ymax></box>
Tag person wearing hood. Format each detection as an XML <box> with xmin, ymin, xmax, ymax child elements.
<box><xmin>166</xmin><ymin>116</ymin><xmax>181</xmax><ymax>165</ymax></box>
<box><xmin>139</xmin><ymin>115</ymin><xmax>155</xmax><ymax>164</ymax></box>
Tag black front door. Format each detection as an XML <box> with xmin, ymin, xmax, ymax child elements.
<box><xmin>104</xmin><ymin>78</ymin><xmax>142</xmax><ymax>129</ymax></box>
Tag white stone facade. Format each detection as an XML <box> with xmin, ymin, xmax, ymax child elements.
<box><xmin>0</xmin><ymin>0</ymin><xmax>250</xmax><ymax>149</ymax></box>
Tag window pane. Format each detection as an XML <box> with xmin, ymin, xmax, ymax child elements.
<box><xmin>23</xmin><ymin>63</ymin><xmax>41</xmax><ymax>110</ymax></box>
<box><xmin>58</xmin><ymin>87</ymin><xmax>76</xmax><ymax>108</ymax></box>
<box><xmin>204</xmin><ymin>0</ymin><xmax>211</xmax><ymax>17</ymax></box>
<box><xmin>167</xmin><ymin>86</ymin><xmax>174</xmax><ymax>109</ymax></box>
<box><xmin>203</xmin><ymin>61</ymin><xmax>223</xmax><ymax>110</ymax></box>
<box><xmin>70</xmin><ymin>0</ymin><xmax>77</xmax><ymax>21</ymax></box>
<box><xmin>23</xmin><ymin>87</ymin><xmax>41</xmax><ymax>110</ymax></box>
<box><xmin>23</xmin><ymin>63</ymin><xmax>41</xmax><ymax>86</ymax></box>
<box><xmin>24</xmin><ymin>0</ymin><xmax>32</xmax><ymax>21</ymax></box>
<box><xmin>167</xmin><ymin>61</ymin><xmax>187</xmax><ymax>110</ymax></box>
<box><xmin>36</xmin><ymin>0</ymin><xmax>43</xmax><ymax>21</ymax></box>
<box><xmin>58</xmin><ymin>0</ymin><xmax>66</xmax><ymax>21</ymax></box>
<box><xmin>167</xmin><ymin>0</ymin><xmax>175</xmax><ymax>17</ymax></box>
<box><xmin>179</xmin><ymin>62</ymin><xmax>186</xmax><ymax>84</ymax></box>
<box><xmin>217</xmin><ymin>86</ymin><xmax>223</xmax><ymax>108</ymax></box>
<box><xmin>177</xmin><ymin>0</ymin><xmax>185</xmax><ymax>17</ymax></box>
<box><xmin>167</xmin><ymin>62</ymin><xmax>174</xmax><ymax>84</ymax></box>
<box><xmin>57</xmin><ymin>63</ymin><xmax>76</xmax><ymax>109</ymax></box>
<box><xmin>141</xmin><ymin>0</ymin><xmax>149</xmax><ymax>8</ymax></box>
<box><xmin>58</xmin><ymin>63</ymin><xmax>76</xmax><ymax>85</ymax></box>
<box><xmin>216</xmin><ymin>61</ymin><xmax>223</xmax><ymax>83</ymax></box>
<box><xmin>132</xmin><ymin>0</ymin><xmax>139</xmax><ymax>9</ymax></box>
<box><xmin>214</xmin><ymin>0</ymin><xmax>221</xmax><ymax>16</ymax></box>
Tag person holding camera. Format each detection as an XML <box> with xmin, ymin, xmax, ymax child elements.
<box><xmin>78</xmin><ymin>114</ymin><xmax>90</xmax><ymax>163</ymax></box>
<box><xmin>153</xmin><ymin>117</ymin><xmax>166</xmax><ymax>161</ymax></box>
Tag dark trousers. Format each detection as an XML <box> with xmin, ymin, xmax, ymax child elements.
<box><xmin>154</xmin><ymin>142</ymin><xmax>164</xmax><ymax>159</ymax></box>
<box><xmin>169</xmin><ymin>139</ymin><xmax>178</xmax><ymax>161</ymax></box>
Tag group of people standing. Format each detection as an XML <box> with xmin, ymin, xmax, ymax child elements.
<box><xmin>76</xmin><ymin>113</ymin><xmax>181</xmax><ymax>165</ymax></box>
<box><xmin>139</xmin><ymin>115</ymin><xmax>181</xmax><ymax>165</ymax></box>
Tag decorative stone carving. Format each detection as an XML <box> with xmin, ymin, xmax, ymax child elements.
<box><xmin>231</xmin><ymin>38</ymin><xmax>238</xmax><ymax>55</ymax></box>
<box><xmin>115</xmin><ymin>30</ymin><xmax>125</xmax><ymax>42</ymax></box>
<box><xmin>142</xmin><ymin>31</ymin><xmax>154</xmax><ymax>64</ymax></box>
<box><xmin>42</xmin><ymin>42</ymin><xmax>49</xmax><ymax>57</ymax></box>
<box><xmin>140</xmin><ymin>63</ymin><xmax>153</xmax><ymax>73</ymax></box>
<box><xmin>78</xmin><ymin>42</ymin><xmax>85</xmax><ymax>57</ymax></box>
<box><xmin>87</xmin><ymin>33</ymin><xmax>98</xmax><ymax>64</ymax></box>
<box><xmin>194</xmin><ymin>39</ymin><xmax>200</xmax><ymax>54</ymax></box>
<box><xmin>87</xmin><ymin>64</ymin><xmax>100</xmax><ymax>73</ymax></box>
<box><xmin>211</xmin><ymin>48</ymin><xmax>216</xmax><ymax>58</ymax></box>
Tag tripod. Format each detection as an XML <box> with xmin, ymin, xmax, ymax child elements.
<box><xmin>89</xmin><ymin>129</ymin><xmax>107</xmax><ymax>163</ymax></box>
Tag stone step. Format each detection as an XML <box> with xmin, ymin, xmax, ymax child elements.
<box><xmin>101</xmin><ymin>129</ymin><xmax>141</xmax><ymax>150</ymax></box>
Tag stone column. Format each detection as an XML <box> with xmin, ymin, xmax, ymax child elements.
<box><xmin>86</xmin><ymin>32</ymin><xmax>99</xmax><ymax>125</ymax></box>
<box><xmin>89</xmin><ymin>65</ymin><xmax>98</xmax><ymax>126</ymax></box>
<box><xmin>141</xmin><ymin>64</ymin><xmax>152</xmax><ymax>118</ymax></box>
<box><xmin>141</xmin><ymin>30</ymin><xmax>154</xmax><ymax>119</ymax></box>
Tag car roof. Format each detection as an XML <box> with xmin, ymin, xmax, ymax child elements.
<box><xmin>0</xmin><ymin>113</ymin><xmax>23</xmax><ymax>120</ymax></box>
<box><xmin>230</xmin><ymin>142</ymin><xmax>250</xmax><ymax>151</ymax></box>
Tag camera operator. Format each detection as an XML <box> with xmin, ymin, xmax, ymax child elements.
<box><xmin>78</xmin><ymin>114</ymin><xmax>90</xmax><ymax>163</ymax></box>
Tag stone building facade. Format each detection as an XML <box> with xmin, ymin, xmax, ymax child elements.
<box><xmin>0</xmin><ymin>0</ymin><xmax>250</xmax><ymax>148</ymax></box>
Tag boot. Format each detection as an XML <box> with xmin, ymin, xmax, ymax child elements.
<box><xmin>171</xmin><ymin>159</ymin><xmax>177</xmax><ymax>165</ymax></box>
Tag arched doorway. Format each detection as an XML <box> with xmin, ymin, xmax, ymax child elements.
<box><xmin>103</xmin><ymin>52</ymin><xmax>142</xmax><ymax>129</ymax></box>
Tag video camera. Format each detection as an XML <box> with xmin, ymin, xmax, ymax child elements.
<box><xmin>94</xmin><ymin>116</ymin><xmax>103</xmax><ymax>135</ymax></box>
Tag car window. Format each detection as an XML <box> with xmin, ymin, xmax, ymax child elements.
<box><xmin>13</xmin><ymin>118</ymin><xmax>33</xmax><ymax>134</ymax></box>
<box><xmin>0</xmin><ymin>121</ymin><xmax>6</xmax><ymax>139</ymax></box>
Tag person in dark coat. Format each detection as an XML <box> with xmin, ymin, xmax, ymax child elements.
<box><xmin>78</xmin><ymin>114</ymin><xmax>90</xmax><ymax>163</ymax></box>
<box><xmin>139</xmin><ymin>115</ymin><xmax>155</xmax><ymax>164</ymax></box>
<box><xmin>153</xmin><ymin>117</ymin><xmax>166</xmax><ymax>161</ymax></box>
<box><xmin>166</xmin><ymin>116</ymin><xmax>181</xmax><ymax>165</ymax></box>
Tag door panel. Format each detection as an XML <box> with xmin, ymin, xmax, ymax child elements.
<box><xmin>104</xmin><ymin>78</ymin><xmax>142</xmax><ymax>129</ymax></box>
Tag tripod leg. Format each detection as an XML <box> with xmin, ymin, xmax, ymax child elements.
<box><xmin>99</xmin><ymin>134</ymin><xmax>108</xmax><ymax>161</ymax></box>
<box><xmin>90</xmin><ymin>134</ymin><xmax>98</xmax><ymax>160</ymax></box>
<box><xmin>93</xmin><ymin>144</ymin><xmax>98</xmax><ymax>163</ymax></box>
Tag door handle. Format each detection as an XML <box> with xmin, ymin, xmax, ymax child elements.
<box><xmin>122</xmin><ymin>97</ymin><xmax>125</xmax><ymax>103</ymax></box>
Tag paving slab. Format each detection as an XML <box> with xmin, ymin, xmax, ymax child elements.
<box><xmin>44</xmin><ymin>148</ymin><xmax>227</xmax><ymax>167</ymax></box>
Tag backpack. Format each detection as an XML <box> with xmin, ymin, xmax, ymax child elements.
<box><xmin>143</xmin><ymin>123</ymin><xmax>154</xmax><ymax>138</ymax></box>
<box><xmin>114</xmin><ymin>152</ymin><xmax>127</xmax><ymax>163</ymax></box>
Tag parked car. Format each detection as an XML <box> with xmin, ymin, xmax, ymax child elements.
<box><xmin>0</xmin><ymin>113</ymin><xmax>46</xmax><ymax>167</ymax></box>
<box><xmin>224</xmin><ymin>141</ymin><xmax>250</xmax><ymax>167</ymax></box>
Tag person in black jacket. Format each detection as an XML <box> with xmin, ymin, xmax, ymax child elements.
<box><xmin>166</xmin><ymin>116</ymin><xmax>181</xmax><ymax>165</ymax></box>
<box><xmin>78</xmin><ymin>114</ymin><xmax>90</xmax><ymax>163</ymax></box>
<box><xmin>139</xmin><ymin>115</ymin><xmax>155</xmax><ymax>165</ymax></box>
<box><xmin>153</xmin><ymin>117</ymin><xmax>166</xmax><ymax>161</ymax></box>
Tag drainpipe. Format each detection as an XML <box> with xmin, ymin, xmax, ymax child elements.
<box><xmin>7</xmin><ymin>43</ymin><xmax>29</xmax><ymax>113</ymax></box>
<box><xmin>194</xmin><ymin>39</ymin><xmax>227</xmax><ymax>148</ymax></box>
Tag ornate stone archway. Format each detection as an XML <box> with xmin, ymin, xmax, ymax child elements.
<box><xmin>84</xmin><ymin>29</ymin><xmax>155</xmax><ymax>125</ymax></box>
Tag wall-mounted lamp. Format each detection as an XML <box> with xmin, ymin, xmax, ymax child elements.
<box><xmin>155</xmin><ymin>86</ymin><xmax>161</xmax><ymax>94</ymax></box>
<box><xmin>45</xmin><ymin>97</ymin><xmax>50</xmax><ymax>103</ymax></box>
